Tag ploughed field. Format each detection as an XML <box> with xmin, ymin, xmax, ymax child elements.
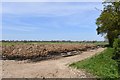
<box><xmin>1</xmin><ymin>43</ymin><xmax>98</xmax><ymax>60</ymax></box>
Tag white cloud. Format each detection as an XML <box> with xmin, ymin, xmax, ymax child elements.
<box><xmin>3</xmin><ymin>26</ymin><xmax>40</xmax><ymax>32</ymax></box>
<box><xmin>2</xmin><ymin>2</ymin><xmax>103</xmax><ymax>16</ymax></box>
<box><xmin>2</xmin><ymin>0</ymin><xmax>103</xmax><ymax>2</ymax></box>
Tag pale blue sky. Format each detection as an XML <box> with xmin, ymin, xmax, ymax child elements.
<box><xmin>2</xmin><ymin>2</ymin><xmax>104</xmax><ymax>41</ymax></box>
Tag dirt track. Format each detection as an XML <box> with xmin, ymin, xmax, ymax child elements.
<box><xmin>1</xmin><ymin>48</ymin><xmax>105</xmax><ymax>78</ymax></box>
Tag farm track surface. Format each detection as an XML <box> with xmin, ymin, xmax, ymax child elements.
<box><xmin>1</xmin><ymin>48</ymin><xmax>105</xmax><ymax>78</ymax></box>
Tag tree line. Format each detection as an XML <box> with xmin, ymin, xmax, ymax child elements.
<box><xmin>1</xmin><ymin>40</ymin><xmax>104</xmax><ymax>43</ymax></box>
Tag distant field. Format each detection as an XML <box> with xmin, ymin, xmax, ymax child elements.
<box><xmin>1</xmin><ymin>41</ymin><xmax>108</xmax><ymax>46</ymax></box>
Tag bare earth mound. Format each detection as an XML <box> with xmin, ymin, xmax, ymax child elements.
<box><xmin>2</xmin><ymin>44</ymin><xmax>97</xmax><ymax>60</ymax></box>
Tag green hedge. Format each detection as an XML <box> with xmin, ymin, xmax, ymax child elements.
<box><xmin>113</xmin><ymin>38</ymin><xmax>120</xmax><ymax>61</ymax></box>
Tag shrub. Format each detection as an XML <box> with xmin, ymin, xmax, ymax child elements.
<box><xmin>113</xmin><ymin>38</ymin><xmax>120</xmax><ymax>61</ymax></box>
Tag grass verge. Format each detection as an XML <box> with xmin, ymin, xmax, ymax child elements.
<box><xmin>70</xmin><ymin>48</ymin><xmax>118</xmax><ymax>78</ymax></box>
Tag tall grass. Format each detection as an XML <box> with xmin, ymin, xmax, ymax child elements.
<box><xmin>70</xmin><ymin>48</ymin><xmax>118</xmax><ymax>78</ymax></box>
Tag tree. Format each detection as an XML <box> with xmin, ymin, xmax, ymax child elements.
<box><xmin>96</xmin><ymin>2</ymin><xmax>120</xmax><ymax>47</ymax></box>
